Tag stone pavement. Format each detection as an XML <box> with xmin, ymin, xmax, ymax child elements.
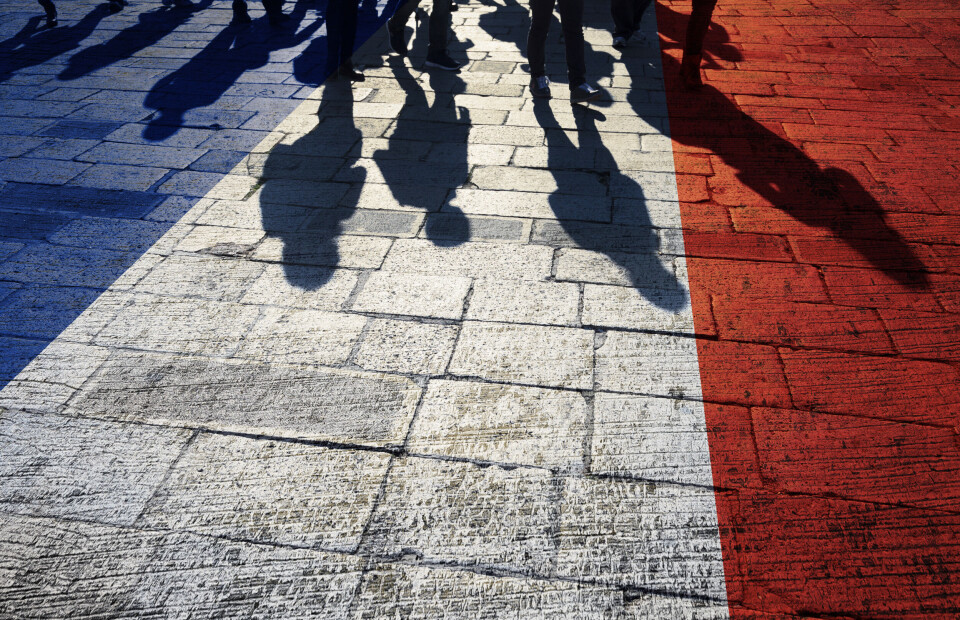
<box><xmin>1</xmin><ymin>0</ymin><xmax>959</xmax><ymax>617</ymax></box>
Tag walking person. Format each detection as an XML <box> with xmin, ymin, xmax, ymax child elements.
<box><xmin>327</xmin><ymin>0</ymin><xmax>364</xmax><ymax>81</ymax></box>
<box><xmin>527</xmin><ymin>0</ymin><xmax>600</xmax><ymax>103</ymax></box>
<box><xmin>610</xmin><ymin>0</ymin><xmax>651</xmax><ymax>47</ymax></box>
<box><xmin>680</xmin><ymin>0</ymin><xmax>718</xmax><ymax>88</ymax></box>
<box><xmin>385</xmin><ymin>0</ymin><xmax>461</xmax><ymax>70</ymax></box>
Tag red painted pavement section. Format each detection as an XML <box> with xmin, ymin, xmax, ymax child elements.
<box><xmin>658</xmin><ymin>0</ymin><xmax>960</xmax><ymax>617</ymax></box>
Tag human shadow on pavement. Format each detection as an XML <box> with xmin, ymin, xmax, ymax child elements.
<box><xmin>58</xmin><ymin>0</ymin><xmax>214</xmax><ymax>80</ymax></box>
<box><xmin>534</xmin><ymin>99</ymin><xmax>686</xmax><ymax>310</ymax></box>
<box><xmin>142</xmin><ymin>0</ymin><xmax>322</xmax><ymax>140</ymax></box>
<box><xmin>256</xmin><ymin>78</ymin><xmax>363</xmax><ymax>290</ymax></box>
<box><xmin>375</xmin><ymin>57</ymin><xmax>470</xmax><ymax>245</ymax></box>
<box><xmin>641</xmin><ymin>5</ymin><xmax>929</xmax><ymax>288</ymax></box>
<box><xmin>479</xmin><ymin>0</ymin><xmax>680</xmax><ymax>306</ymax></box>
<box><xmin>0</xmin><ymin>4</ymin><xmax>112</xmax><ymax>83</ymax></box>
<box><xmin>258</xmin><ymin>61</ymin><xmax>471</xmax><ymax>289</ymax></box>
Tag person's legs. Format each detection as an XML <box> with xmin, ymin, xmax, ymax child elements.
<box><xmin>426</xmin><ymin>0</ymin><xmax>452</xmax><ymax>56</ymax></box>
<box><xmin>387</xmin><ymin>0</ymin><xmax>420</xmax><ymax>34</ymax></box>
<box><xmin>556</xmin><ymin>0</ymin><xmax>585</xmax><ymax>89</ymax></box>
<box><xmin>328</xmin><ymin>0</ymin><xmax>362</xmax><ymax>78</ymax></box>
<box><xmin>610</xmin><ymin>0</ymin><xmax>633</xmax><ymax>39</ymax></box>
<box><xmin>681</xmin><ymin>0</ymin><xmax>718</xmax><ymax>88</ymax></box>
<box><xmin>37</xmin><ymin>0</ymin><xmax>56</xmax><ymax>26</ymax></box>
<box><xmin>526</xmin><ymin>0</ymin><xmax>554</xmax><ymax>79</ymax></box>
<box><xmin>684</xmin><ymin>0</ymin><xmax>717</xmax><ymax>55</ymax></box>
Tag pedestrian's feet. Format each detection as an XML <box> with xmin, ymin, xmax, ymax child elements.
<box><xmin>43</xmin><ymin>12</ymin><xmax>57</xmax><ymax>27</ymax></box>
<box><xmin>530</xmin><ymin>75</ymin><xmax>551</xmax><ymax>99</ymax></box>
<box><xmin>680</xmin><ymin>52</ymin><xmax>704</xmax><ymax>89</ymax></box>
<box><xmin>425</xmin><ymin>52</ymin><xmax>461</xmax><ymax>71</ymax></box>
<box><xmin>450</xmin><ymin>0</ymin><xmax>459</xmax><ymax>11</ymax></box>
<box><xmin>387</xmin><ymin>26</ymin><xmax>408</xmax><ymax>56</ymax></box>
<box><xmin>108</xmin><ymin>0</ymin><xmax>123</xmax><ymax>12</ymax></box>
<box><xmin>231</xmin><ymin>10</ymin><xmax>252</xmax><ymax>23</ymax></box>
<box><xmin>612</xmin><ymin>34</ymin><xmax>628</xmax><ymax>48</ymax></box>
<box><xmin>570</xmin><ymin>82</ymin><xmax>601</xmax><ymax>104</ymax></box>
<box><xmin>337</xmin><ymin>64</ymin><xmax>366</xmax><ymax>82</ymax></box>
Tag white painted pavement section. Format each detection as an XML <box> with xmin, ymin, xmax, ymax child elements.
<box><xmin>0</xmin><ymin>2</ymin><xmax>729</xmax><ymax>617</ymax></box>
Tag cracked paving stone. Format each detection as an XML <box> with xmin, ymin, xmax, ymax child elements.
<box><xmin>0</xmin><ymin>412</ymin><xmax>191</xmax><ymax>525</ymax></box>
<box><xmin>0</xmin><ymin>514</ymin><xmax>364</xmax><ymax>619</ymax></box>
<box><xmin>138</xmin><ymin>433</ymin><xmax>391</xmax><ymax>550</ymax></box>
<box><xmin>353</xmin><ymin>563</ymin><xmax>626</xmax><ymax>619</ymax></box>
<box><xmin>449</xmin><ymin>321</ymin><xmax>594</xmax><ymax>390</ymax></box>
<box><xmin>556</xmin><ymin>476</ymin><xmax>727</xmax><ymax>599</ymax></box>
<box><xmin>406</xmin><ymin>379</ymin><xmax>587</xmax><ymax>471</ymax></box>
<box><xmin>69</xmin><ymin>350</ymin><xmax>421</xmax><ymax>447</ymax></box>
<box><xmin>360</xmin><ymin>457</ymin><xmax>558</xmax><ymax>574</ymax></box>
<box><xmin>590</xmin><ymin>393</ymin><xmax>714</xmax><ymax>486</ymax></box>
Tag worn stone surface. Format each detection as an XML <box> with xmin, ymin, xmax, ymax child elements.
<box><xmin>0</xmin><ymin>514</ymin><xmax>365</xmax><ymax>619</ymax></box>
<box><xmin>591</xmin><ymin>393</ymin><xmax>714</xmax><ymax>486</ymax></box>
<box><xmin>0</xmin><ymin>412</ymin><xmax>191</xmax><ymax>525</ymax></box>
<box><xmin>353</xmin><ymin>563</ymin><xmax>626</xmax><ymax>619</ymax></box>
<box><xmin>70</xmin><ymin>350</ymin><xmax>421</xmax><ymax>447</ymax></box>
<box><xmin>595</xmin><ymin>331</ymin><xmax>703</xmax><ymax>400</ymax></box>
<box><xmin>236</xmin><ymin>307</ymin><xmax>367</xmax><ymax>367</ymax></box>
<box><xmin>0</xmin><ymin>0</ymin><xmax>735</xmax><ymax>616</ymax></box>
<box><xmin>354</xmin><ymin>318</ymin><xmax>459</xmax><ymax>375</ymax></box>
<box><xmin>557</xmin><ymin>476</ymin><xmax>726</xmax><ymax>599</ymax></box>
<box><xmin>361</xmin><ymin>457</ymin><xmax>559</xmax><ymax>574</ymax></box>
<box><xmin>466</xmin><ymin>279</ymin><xmax>581</xmax><ymax>327</ymax></box>
<box><xmin>449</xmin><ymin>321</ymin><xmax>594</xmax><ymax>390</ymax></box>
<box><xmin>407</xmin><ymin>379</ymin><xmax>587</xmax><ymax>471</ymax></box>
<box><xmin>352</xmin><ymin>271</ymin><xmax>472</xmax><ymax>320</ymax></box>
<box><xmin>139</xmin><ymin>433</ymin><xmax>391</xmax><ymax>550</ymax></box>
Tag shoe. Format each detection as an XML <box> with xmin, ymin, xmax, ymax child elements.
<box><xmin>612</xmin><ymin>35</ymin><xmax>628</xmax><ymax>48</ymax></box>
<box><xmin>337</xmin><ymin>64</ymin><xmax>366</xmax><ymax>82</ymax></box>
<box><xmin>425</xmin><ymin>52</ymin><xmax>461</xmax><ymax>71</ymax></box>
<box><xmin>530</xmin><ymin>75</ymin><xmax>551</xmax><ymax>99</ymax></box>
<box><xmin>450</xmin><ymin>0</ymin><xmax>458</xmax><ymax>10</ymax></box>
<box><xmin>570</xmin><ymin>82</ymin><xmax>600</xmax><ymax>104</ymax></box>
<box><xmin>108</xmin><ymin>0</ymin><xmax>123</xmax><ymax>12</ymax></box>
<box><xmin>387</xmin><ymin>26</ymin><xmax>408</xmax><ymax>56</ymax></box>
<box><xmin>680</xmin><ymin>52</ymin><xmax>703</xmax><ymax>89</ymax></box>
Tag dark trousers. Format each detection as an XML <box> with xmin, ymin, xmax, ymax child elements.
<box><xmin>610</xmin><ymin>0</ymin><xmax>651</xmax><ymax>38</ymax></box>
<box><xmin>388</xmin><ymin>0</ymin><xmax>452</xmax><ymax>56</ymax></box>
<box><xmin>527</xmin><ymin>0</ymin><xmax>586</xmax><ymax>89</ymax></box>
<box><xmin>327</xmin><ymin>0</ymin><xmax>360</xmax><ymax>70</ymax></box>
<box><xmin>685</xmin><ymin>0</ymin><xmax>718</xmax><ymax>55</ymax></box>
<box><xmin>38</xmin><ymin>0</ymin><xmax>56</xmax><ymax>19</ymax></box>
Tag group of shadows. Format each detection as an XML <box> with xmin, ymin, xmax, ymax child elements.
<box><xmin>262</xmin><ymin>0</ymin><xmax>926</xmax><ymax>307</ymax></box>
<box><xmin>0</xmin><ymin>0</ymin><xmax>927</xmax><ymax>312</ymax></box>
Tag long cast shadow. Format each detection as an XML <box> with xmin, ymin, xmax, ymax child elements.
<box><xmin>627</xmin><ymin>4</ymin><xmax>928</xmax><ymax>288</ymax></box>
<box><xmin>0</xmin><ymin>4</ymin><xmax>112</xmax><ymax>83</ymax></box>
<box><xmin>478</xmin><ymin>0</ymin><xmax>679</xmax><ymax>305</ymax></box>
<box><xmin>58</xmin><ymin>0</ymin><xmax>214</xmax><ymax>80</ymax></box>
<box><xmin>377</xmin><ymin>57</ymin><xmax>470</xmax><ymax>245</ymax></box>
<box><xmin>256</xmin><ymin>78</ymin><xmax>363</xmax><ymax>290</ymax></box>
<box><xmin>535</xmin><ymin>100</ymin><xmax>686</xmax><ymax>309</ymax></box>
<box><xmin>142</xmin><ymin>0</ymin><xmax>322</xmax><ymax>140</ymax></box>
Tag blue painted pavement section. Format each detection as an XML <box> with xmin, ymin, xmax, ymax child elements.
<box><xmin>0</xmin><ymin>0</ymin><xmax>400</xmax><ymax>388</ymax></box>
